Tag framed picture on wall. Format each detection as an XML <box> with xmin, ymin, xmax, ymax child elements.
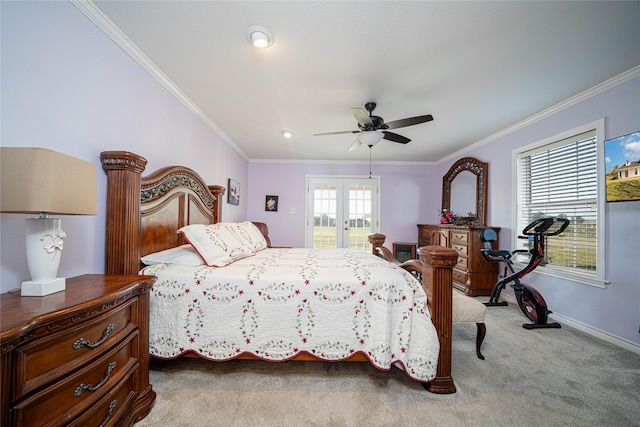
<box><xmin>604</xmin><ymin>131</ymin><xmax>640</xmax><ymax>202</ymax></box>
<box><xmin>227</xmin><ymin>179</ymin><xmax>240</xmax><ymax>205</ymax></box>
<box><xmin>265</xmin><ymin>195</ymin><xmax>278</xmax><ymax>212</ymax></box>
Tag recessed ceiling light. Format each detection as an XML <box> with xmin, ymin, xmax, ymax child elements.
<box><xmin>283</xmin><ymin>131</ymin><xmax>292</xmax><ymax>138</ymax></box>
<box><xmin>246</xmin><ymin>26</ymin><xmax>274</xmax><ymax>48</ymax></box>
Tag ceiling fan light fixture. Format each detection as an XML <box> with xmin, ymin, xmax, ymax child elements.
<box><xmin>246</xmin><ymin>26</ymin><xmax>274</xmax><ymax>48</ymax></box>
<box><xmin>359</xmin><ymin>131</ymin><xmax>384</xmax><ymax>147</ymax></box>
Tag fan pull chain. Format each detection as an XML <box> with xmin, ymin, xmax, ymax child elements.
<box><xmin>368</xmin><ymin>145</ymin><xmax>373</xmax><ymax>179</ymax></box>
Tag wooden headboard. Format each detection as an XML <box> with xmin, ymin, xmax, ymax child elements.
<box><xmin>101</xmin><ymin>151</ymin><xmax>224</xmax><ymax>275</ymax></box>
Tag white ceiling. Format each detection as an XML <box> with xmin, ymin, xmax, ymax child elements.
<box><xmin>86</xmin><ymin>1</ymin><xmax>640</xmax><ymax>163</ymax></box>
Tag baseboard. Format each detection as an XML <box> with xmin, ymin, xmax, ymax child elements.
<box><xmin>499</xmin><ymin>294</ymin><xmax>640</xmax><ymax>355</ymax></box>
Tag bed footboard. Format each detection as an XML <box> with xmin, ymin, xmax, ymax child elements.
<box><xmin>368</xmin><ymin>233</ymin><xmax>457</xmax><ymax>394</ymax></box>
<box><xmin>418</xmin><ymin>245</ymin><xmax>458</xmax><ymax>394</ymax></box>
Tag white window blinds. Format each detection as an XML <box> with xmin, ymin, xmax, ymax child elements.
<box><xmin>516</xmin><ymin>129</ymin><xmax>599</xmax><ymax>277</ymax></box>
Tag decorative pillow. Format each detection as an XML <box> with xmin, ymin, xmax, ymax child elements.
<box><xmin>235</xmin><ymin>221</ymin><xmax>268</xmax><ymax>252</ymax></box>
<box><xmin>178</xmin><ymin>223</ymin><xmax>254</xmax><ymax>267</ymax></box>
<box><xmin>140</xmin><ymin>245</ymin><xmax>205</xmax><ymax>267</ymax></box>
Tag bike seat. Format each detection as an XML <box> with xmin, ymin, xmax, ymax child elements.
<box><xmin>480</xmin><ymin>228</ymin><xmax>513</xmax><ymax>261</ymax></box>
<box><xmin>483</xmin><ymin>249</ymin><xmax>513</xmax><ymax>259</ymax></box>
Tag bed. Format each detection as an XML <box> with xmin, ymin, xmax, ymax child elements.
<box><xmin>101</xmin><ymin>151</ymin><xmax>459</xmax><ymax>394</ymax></box>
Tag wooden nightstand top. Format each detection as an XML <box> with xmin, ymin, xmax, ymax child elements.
<box><xmin>1</xmin><ymin>274</ymin><xmax>156</xmax><ymax>347</ymax></box>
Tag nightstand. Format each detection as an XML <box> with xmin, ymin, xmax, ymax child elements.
<box><xmin>0</xmin><ymin>274</ymin><xmax>157</xmax><ymax>426</ymax></box>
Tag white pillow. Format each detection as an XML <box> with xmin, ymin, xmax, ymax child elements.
<box><xmin>178</xmin><ymin>223</ymin><xmax>254</xmax><ymax>267</ymax></box>
<box><xmin>235</xmin><ymin>221</ymin><xmax>268</xmax><ymax>252</ymax></box>
<box><xmin>141</xmin><ymin>245</ymin><xmax>205</xmax><ymax>267</ymax></box>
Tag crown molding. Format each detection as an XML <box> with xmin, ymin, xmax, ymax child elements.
<box><xmin>249</xmin><ymin>158</ymin><xmax>434</xmax><ymax>166</ymax></box>
<box><xmin>437</xmin><ymin>65</ymin><xmax>640</xmax><ymax>165</ymax></box>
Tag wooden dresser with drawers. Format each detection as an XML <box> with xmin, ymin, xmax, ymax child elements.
<box><xmin>0</xmin><ymin>274</ymin><xmax>156</xmax><ymax>426</ymax></box>
<box><xmin>418</xmin><ymin>224</ymin><xmax>500</xmax><ymax>296</ymax></box>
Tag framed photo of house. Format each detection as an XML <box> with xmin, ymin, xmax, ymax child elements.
<box><xmin>604</xmin><ymin>131</ymin><xmax>640</xmax><ymax>202</ymax></box>
<box><xmin>227</xmin><ymin>179</ymin><xmax>240</xmax><ymax>205</ymax></box>
<box><xmin>265</xmin><ymin>195</ymin><xmax>278</xmax><ymax>212</ymax></box>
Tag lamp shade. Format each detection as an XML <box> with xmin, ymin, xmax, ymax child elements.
<box><xmin>1</xmin><ymin>148</ymin><xmax>98</xmax><ymax>296</ymax></box>
<box><xmin>1</xmin><ymin>147</ymin><xmax>97</xmax><ymax>215</ymax></box>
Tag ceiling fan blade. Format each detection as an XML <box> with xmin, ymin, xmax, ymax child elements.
<box><xmin>351</xmin><ymin>108</ymin><xmax>373</xmax><ymax>127</ymax></box>
<box><xmin>348</xmin><ymin>138</ymin><xmax>362</xmax><ymax>151</ymax></box>
<box><xmin>313</xmin><ymin>130</ymin><xmax>359</xmax><ymax>136</ymax></box>
<box><xmin>384</xmin><ymin>114</ymin><xmax>433</xmax><ymax>130</ymax></box>
<box><xmin>382</xmin><ymin>131</ymin><xmax>411</xmax><ymax>144</ymax></box>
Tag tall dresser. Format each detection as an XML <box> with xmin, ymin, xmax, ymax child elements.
<box><xmin>0</xmin><ymin>274</ymin><xmax>156</xmax><ymax>427</ymax></box>
<box><xmin>418</xmin><ymin>224</ymin><xmax>500</xmax><ymax>296</ymax></box>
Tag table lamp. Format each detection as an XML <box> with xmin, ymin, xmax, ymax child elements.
<box><xmin>0</xmin><ymin>147</ymin><xmax>98</xmax><ymax>296</ymax></box>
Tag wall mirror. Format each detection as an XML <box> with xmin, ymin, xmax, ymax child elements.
<box><xmin>442</xmin><ymin>157</ymin><xmax>488</xmax><ymax>225</ymax></box>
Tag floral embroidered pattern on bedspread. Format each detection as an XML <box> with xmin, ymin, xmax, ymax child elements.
<box><xmin>141</xmin><ymin>248</ymin><xmax>440</xmax><ymax>382</ymax></box>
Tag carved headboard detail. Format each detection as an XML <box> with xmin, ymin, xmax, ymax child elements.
<box><xmin>101</xmin><ymin>151</ymin><xmax>224</xmax><ymax>275</ymax></box>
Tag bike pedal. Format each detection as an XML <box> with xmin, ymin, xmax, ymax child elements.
<box><xmin>484</xmin><ymin>301</ymin><xmax>508</xmax><ymax>307</ymax></box>
<box><xmin>522</xmin><ymin>322</ymin><xmax>561</xmax><ymax>329</ymax></box>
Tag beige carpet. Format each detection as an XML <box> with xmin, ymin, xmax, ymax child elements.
<box><xmin>134</xmin><ymin>300</ymin><xmax>640</xmax><ymax>426</ymax></box>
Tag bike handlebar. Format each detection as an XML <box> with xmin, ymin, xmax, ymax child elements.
<box><xmin>522</xmin><ymin>217</ymin><xmax>570</xmax><ymax>237</ymax></box>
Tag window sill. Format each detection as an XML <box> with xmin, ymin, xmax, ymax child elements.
<box><xmin>512</xmin><ymin>262</ymin><xmax>609</xmax><ymax>288</ymax></box>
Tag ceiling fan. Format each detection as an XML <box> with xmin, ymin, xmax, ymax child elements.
<box><xmin>314</xmin><ymin>102</ymin><xmax>434</xmax><ymax>151</ymax></box>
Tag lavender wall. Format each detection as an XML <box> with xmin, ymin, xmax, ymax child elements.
<box><xmin>432</xmin><ymin>78</ymin><xmax>640</xmax><ymax>345</ymax></box>
<box><xmin>0</xmin><ymin>2</ymin><xmax>248</xmax><ymax>293</ymax></box>
<box><xmin>246</xmin><ymin>162</ymin><xmax>438</xmax><ymax>248</ymax></box>
<box><xmin>467</xmin><ymin>78</ymin><xmax>640</xmax><ymax>346</ymax></box>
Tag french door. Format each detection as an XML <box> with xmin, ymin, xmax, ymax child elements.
<box><xmin>306</xmin><ymin>176</ymin><xmax>379</xmax><ymax>250</ymax></box>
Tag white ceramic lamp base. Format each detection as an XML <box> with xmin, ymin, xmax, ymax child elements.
<box><xmin>21</xmin><ymin>217</ymin><xmax>66</xmax><ymax>297</ymax></box>
<box><xmin>21</xmin><ymin>277</ymin><xmax>66</xmax><ymax>296</ymax></box>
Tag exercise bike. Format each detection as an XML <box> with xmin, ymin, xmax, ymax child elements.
<box><xmin>480</xmin><ymin>217</ymin><xmax>570</xmax><ymax>330</ymax></box>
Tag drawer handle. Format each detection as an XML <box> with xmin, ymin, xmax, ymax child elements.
<box><xmin>99</xmin><ymin>400</ymin><xmax>118</xmax><ymax>427</ymax></box>
<box><xmin>73</xmin><ymin>323</ymin><xmax>115</xmax><ymax>350</ymax></box>
<box><xmin>74</xmin><ymin>361</ymin><xmax>117</xmax><ymax>397</ymax></box>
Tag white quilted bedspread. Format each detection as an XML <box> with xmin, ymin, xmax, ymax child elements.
<box><xmin>141</xmin><ymin>248</ymin><xmax>440</xmax><ymax>382</ymax></box>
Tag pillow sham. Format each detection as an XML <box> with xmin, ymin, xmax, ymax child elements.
<box><xmin>235</xmin><ymin>221</ymin><xmax>268</xmax><ymax>252</ymax></box>
<box><xmin>141</xmin><ymin>244</ymin><xmax>205</xmax><ymax>267</ymax></box>
<box><xmin>178</xmin><ymin>223</ymin><xmax>254</xmax><ymax>267</ymax></box>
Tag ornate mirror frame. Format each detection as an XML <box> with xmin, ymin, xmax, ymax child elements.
<box><xmin>442</xmin><ymin>157</ymin><xmax>488</xmax><ymax>225</ymax></box>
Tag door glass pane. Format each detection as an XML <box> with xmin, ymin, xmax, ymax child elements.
<box><xmin>347</xmin><ymin>183</ymin><xmax>373</xmax><ymax>251</ymax></box>
<box><xmin>312</xmin><ymin>184</ymin><xmax>337</xmax><ymax>248</ymax></box>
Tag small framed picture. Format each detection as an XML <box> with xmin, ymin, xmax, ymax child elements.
<box><xmin>227</xmin><ymin>179</ymin><xmax>240</xmax><ymax>205</ymax></box>
<box><xmin>265</xmin><ymin>195</ymin><xmax>278</xmax><ymax>212</ymax></box>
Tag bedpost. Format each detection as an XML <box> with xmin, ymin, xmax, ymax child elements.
<box><xmin>208</xmin><ymin>185</ymin><xmax>226</xmax><ymax>223</ymax></box>
<box><xmin>367</xmin><ymin>233</ymin><xmax>386</xmax><ymax>256</ymax></box>
<box><xmin>101</xmin><ymin>151</ymin><xmax>147</xmax><ymax>275</ymax></box>
<box><xmin>418</xmin><ymin>245</ymin><xmax>458</xmax><ymax>394</ymax></box>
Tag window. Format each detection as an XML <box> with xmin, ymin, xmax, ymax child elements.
<box><xmin>513</xmin><ymin>119</ymin><xmax>606</xmax><ymax>287</ymax></box>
